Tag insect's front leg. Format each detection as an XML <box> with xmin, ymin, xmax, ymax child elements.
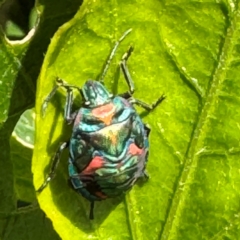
<box><xmin>37</xmin><ymin>141</ymin><xmax>69</xmax><ymax>192</ymax></box>
<box><xmin>42</xmin><ymin>78</ymin><xmax>79</xmax><ymax>124</ymax></box>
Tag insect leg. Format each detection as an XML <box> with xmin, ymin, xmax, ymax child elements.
<box><xmin>144</xmin><ymin>124</ymin><xmax>151</xmax><ymax>137</ymax></box>
<box><xmin>120</xmin><ymin>46</ymin><xmax>135</xmax><ymax>94</ymax></box>
<box><xmin>42</xmin><ymin>78</ymin><xmax>80</xmax><ymax>123</ymax></box>
<box><xmin>99</xmin><ymin>29</ymin><xmax>132</xmax><ymax>83</ymax></box>
<box><xmin>63</xmin><ymin>85</ymin><xmax>75</xmax><ymax>124</ymax></box>
<box><xmin>130</xmin><ymin>94</ymin><xmax>166</xmax><ymax>111</ymax></box>
<box><xmin>36</xmin><ymin>141</ymin><xmax>69</xmax><ymax>193</ymax></box>
<box><xmin>42</xmin><ymin>84</ymin><xmax>60</xmax><ymax>117</ymax></box>
<box><xmin>119</xmin><ymin>47</ymin><xmax>166</xmax><ymax>111</ymax></box>
<box><xmin>69</xmin><ymin>160</ymin><xmax>100</xmax><ymax>219</ymax></box>
<box><xmin>89</xmin><ymin>202</ymin><xmax>95</xmax><ymax>220</ymax></box>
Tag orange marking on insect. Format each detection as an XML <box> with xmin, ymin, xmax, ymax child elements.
<box><xmin>82</xmin><ymin>156</ymin><xmax>104</xmax><ymax>174</ymax></box>
<box><xmin>128</xmin><ymin>143</ymin><xmax>143</xmax><ymax>155</ymax></box>
<box><xmin>92</xmin><ymin>103</ymin><xmax>115</xmax><ymax>125</ymax></box>
<box><xmin>109</xmin><ymin>130</ymin><xmax>117</xmax><ymax>145</ymax></box>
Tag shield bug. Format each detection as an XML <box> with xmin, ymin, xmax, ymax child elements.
<box><xmin>37</xmin><ymin>29</ymin><xmax>165</xmax><ymax>219</ymax></box>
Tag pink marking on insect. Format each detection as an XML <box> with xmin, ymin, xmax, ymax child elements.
<box><xmin>82</xmin><ymin>156</ymin><xmax>104</xmax><ymax>174</ymax></box>
<box><xmin>92</xmin><ymin>102</ymin><xmax>115</xmax><ymax>125</ymax></box>
<box><xmin>73</xmin><ymin>112</ymin><xmax>82</xmax><ymax>127</ymax></box>
<box><xmin>128</xmin><ymin>143</ymin><xmax>143</xmax><ymax>155</ymax></box>
<box><xmin>95</xmin><ymin>191</ymin><xmax>108</xmax><ymax>199</ymax></box>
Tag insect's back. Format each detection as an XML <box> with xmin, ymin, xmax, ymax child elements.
<box><xmin>69</xmin><ymin>96</ymin><xmax>149</xmax><ymax>199</ymax></box>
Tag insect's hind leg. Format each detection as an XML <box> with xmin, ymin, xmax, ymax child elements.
<box><xmin>36</xmin><ymin>141</ymin><xmax>69</xmax><ymax>193</ymax></box>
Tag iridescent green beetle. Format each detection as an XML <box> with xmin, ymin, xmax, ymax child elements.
<box><xmin>37</xmin><ymin>29</ymin><xmax>165</xmax><ymax>219</ymax></box>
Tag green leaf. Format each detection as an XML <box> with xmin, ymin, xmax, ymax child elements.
<box><xmin>0</xmin><ymin>23</ymin><xmax>35</xmax><ymax>217</ymax></box>
<box><xmin>11</xmin><ymin>109</ymin><xmax>35</xmax><ymax>202</ymax></box>
<box><xmin>33</xmin><ymin>0</ymin><xmax>240</xmax><ymax>239</ymax></box>
<box><xmin>0</xmin><ymin>207</ymin><xmax>60</xmax><ymax>240</ymax></box>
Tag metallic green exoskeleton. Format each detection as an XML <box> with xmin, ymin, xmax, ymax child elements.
<box><xmin>37</xmin><ymin>29</ymin><xmax>165</xmax><ymax>219</ymax></box>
